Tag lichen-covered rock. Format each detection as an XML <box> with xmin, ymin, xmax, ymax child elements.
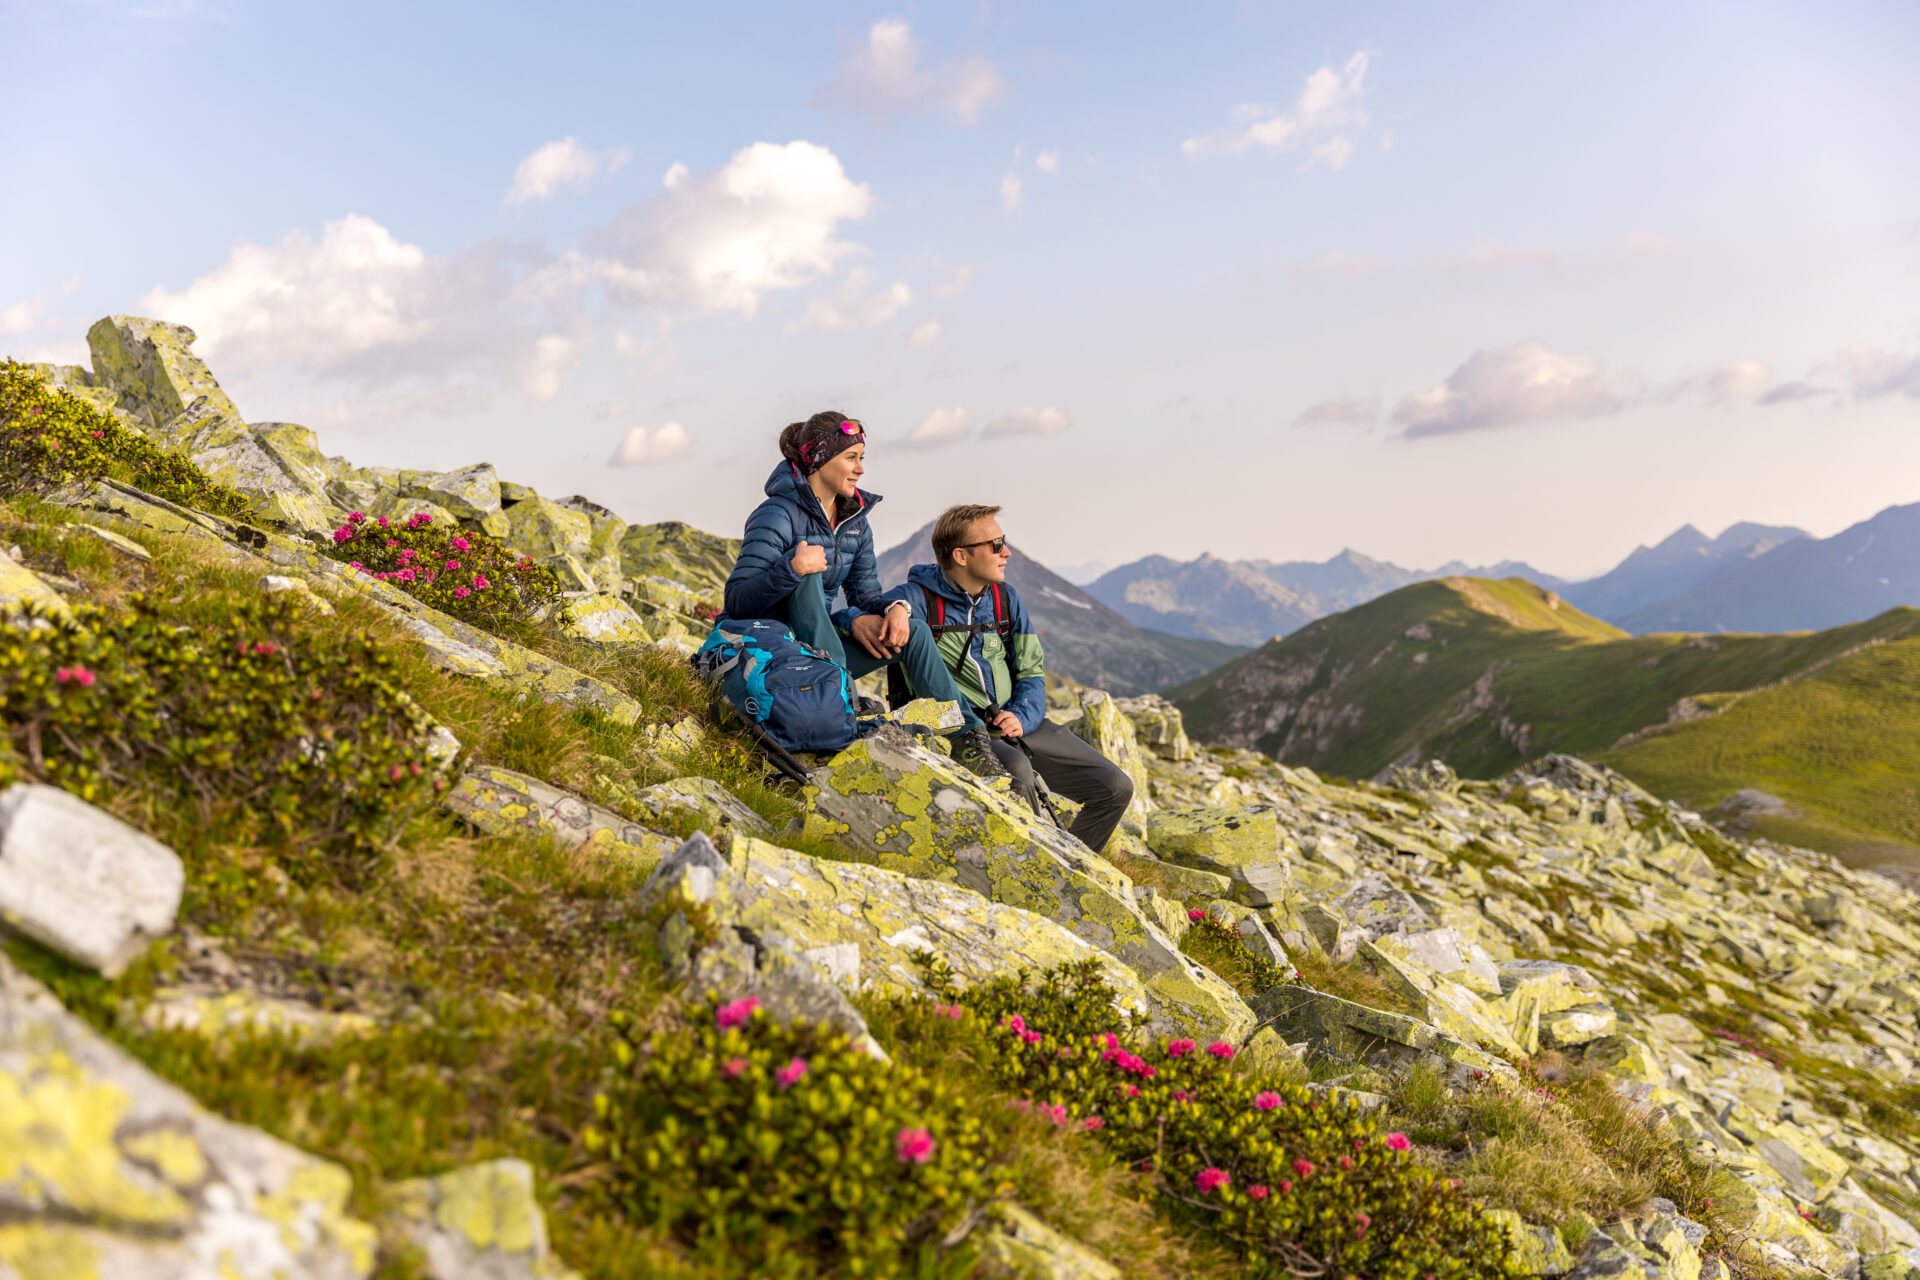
<box><xmin>976</xmin><ymin>1203</ymin><xmax>1120</xmax><ymax>1279</ymax></box>
<box><xmin>1112</xmin><ymin>694</ymin><xmax>1192</xmax><ymax>762</ymax></box>
<box><xmin>1144</xmin><ymin>806</ymin><xmax>1291</xmax><ymax>904</ymax></box>
<box><xmin>444</xmin><ymin>766</ymin><xmax>674</xmax><ymax>867</ymax></box>
<box><xmin>1357</xmin><ymin>938</ymin><xmax>1526</xmax><ymax>1058</ymax></box>
<box><xmin>140</xmin><ymin>987</ymin><xmax>377</xmax><ymax>1047</ymax></box>
<box><xmin>801</xmin><ymin>727</ymin><xmax>1253</xmax><ymax>1039</ymax></box>
<box><xmin>889</xmin><ymin>697</ymin><xmax>965</xmax><ymax>733</ymax></box>
<box><xmin>0</xmin><ymin>555</ymin><xmax>73</xmax><ymax>626</ymax></box>
<box><xmin>0</xmin><ymin>784</ymin><xmax>184</xmax><ymax>977</ymax></box>
<box><xmin>557</xmin><ymin>495</ymin><xmax>626</xmax><ymax>595</ymax></box>
<box><xmin>1065</xmin><ymin>689</ymin><xmax>1151</xmax><ymax>823</ymax></box>
<box><xmin>642</xmin><ymin>833</ymin><xmax>1154</xmax><ymax>1023</ymax></box>
<box><xmin>0</xmin><ymin>952</ymin><xmax>377</xmax><ymax>1278</ymax></box>
<box><xmin>1543</xmin><ymin>1003</ymin><xmax>1619</xmax><ymax>1047</ymax></box>
<box><xmin>1498</xmin><ymin>960</ymin><xmax>1604</xmax><ymax>1056</ymax></box>
<box><xmin>618</xmin><ymin>520</ymin><xmax>737</xmax><ymax>600</ymax></box>
<box><xmin>401</xmin><ymin>463</ymin><xmax>502</xmax><ymax>524</ymax></box>
<box><xmin>1481</xmin><ymin>1208</ymin><xmax>1575</xmax><ymax>1276</ymax></box>
<box><xmin>560</xmin><ymin>591</ymin><xmax>649</xmax><ymax>643</ymax></box>
<box><xmin>1250</xmin><ymin>984</ymin><xmax>1517</xmax><ymax>1084</ymax></box>
<box><xmin>64</xmin><ymin>520</ymin><xmax>153</xmax><ymax>563</ymax></box>
<box><xmin>258</xmin><ymin>573</ymin><xmax>336</xmax><ymax>616</ymax></box>
<box><xmin>389</xmin><ymin>1158</ymin><xmax>580</xmax><ymax>1280</ymax></box>
<box><xmin>84</xmin><ymin>318</ymin><xmax>337</xmax><ymax>534</ymax></box>
<box><xmin>1333</xmin><ymin>871</ymin><xmax>1435</xmax><ymax>940</ymax></box>
<box><xmin>640</xmin><ymin>716</ymin><xmax>707</xmax><ymax>759</ymax></box>
<box><xmin>504</xmin><ymin>497</ymin><xmax>592</xmax><ymax>576</ymax></box>
<box><xmin>631</xmin><ymin>776</ymin><xmax>773</xmax><ymax>840</ymax></box>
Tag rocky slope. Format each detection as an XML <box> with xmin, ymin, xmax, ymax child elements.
<box><xmin>876</xmin><ymin>521</ymin><xmax>1244</xmax><ymax>694</ymax></box>
<box><xmin>3</xmin><ymin>318</ymin><xmax>1920</xmax><ymax>1278</ymax></box>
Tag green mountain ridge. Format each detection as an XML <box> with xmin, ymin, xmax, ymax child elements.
<box><xmin>1170</xmin><ymin>575</ymin><xmax>1920</xmax><ymax>866</ymax></box>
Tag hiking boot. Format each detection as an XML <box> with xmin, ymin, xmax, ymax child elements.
<box><xmin>948</xmin><ymin>727</ymin><xmax>1009</xmax><ymax>779</ymax></box>
<box><xmin>855</xmin><ymin>695</ymin><xmax>888</xmax><ymax>718</ymax></box>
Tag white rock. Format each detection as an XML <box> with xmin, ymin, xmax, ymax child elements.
<box><xmin>0</xmin><ymin>784</ymin><xmax>184</xmax><ymax>977</ymax></box>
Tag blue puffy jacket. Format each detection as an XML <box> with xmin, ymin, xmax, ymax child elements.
<box><xmin>723</xmin><ymin>462</ymin><xmax>900</xmax><ymax>633</ymax></box>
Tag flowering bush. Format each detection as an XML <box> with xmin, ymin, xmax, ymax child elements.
<box><xmin>588</xmin><ymin>996</ymin><xmax>994</xmax><ymax>1274</ymax></box>
<box><xmin>0</xmin><ymin>592</ymin><xmax>440</xmax><ymax>875</ymax></box>
<box><xmin>0</xmin><ymin>360</ymin><xmax>252</xmax><ymax>519</ymax></box>
<box><xmin>930</xmin><ymin>958</ymin><xmax>1522</xmax><ymax>1279</ymax></box>
<box><xmin>322</xmin><ymin>510</ymin><xmax>570</xmax><ymax>633</ymax></box>
<box><xmin>1181</xmin><ymin>910</ymin><xmax>1296</xmax><ymax>997</ymax></box>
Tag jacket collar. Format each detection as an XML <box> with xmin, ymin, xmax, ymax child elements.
<box><xmin>907</xmin><ymin>561</ymin><xmax>990</xmax><ymax>607</ymax></box>
<box><xmin>764</xmin><ymin>462</ymin><xmax>879</xmax><ymax>532</ymax></box>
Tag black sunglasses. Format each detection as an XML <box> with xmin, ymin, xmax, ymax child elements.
<box><xmin>959</xmin><ymin>536</ymin><xmax>1007</xmax><ymax>554</ymax></box>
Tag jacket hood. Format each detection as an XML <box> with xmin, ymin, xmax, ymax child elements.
<box><xmin>763</xmin><ymin>461</ymin><xmax>879</xmax><ymax>527</ymax></box>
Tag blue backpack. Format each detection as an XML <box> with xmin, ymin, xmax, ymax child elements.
<box><xmin>693</xmin><ymin>618</ymin><xmax>858</xmax><ymax>754</ymax></box>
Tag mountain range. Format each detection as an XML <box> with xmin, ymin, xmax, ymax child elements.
<box><xmin>874</xmin><ymin>523</ymin><xmax>1244</xmax><ymax>696</ymax></box>
<box><xmin>1082</xmin><ymin>501</ymin><xmax>1920</xmax><ymax>645</ymax></box>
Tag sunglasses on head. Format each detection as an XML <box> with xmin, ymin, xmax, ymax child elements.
<box><xmin>959</xmin><ymin>535</ymin><xmax>1007</xmax><ymax>554</ymax></box>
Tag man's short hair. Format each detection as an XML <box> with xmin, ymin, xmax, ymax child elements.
<box><xmin>931</xmin><ymin>503</ymin><xmax>1002</xmax><ymax>567</ymax></box>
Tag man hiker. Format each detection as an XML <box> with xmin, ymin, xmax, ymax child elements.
<box><xmin>901</xmin><ymin>503</ymin><xmax>1136</xmax><ymax>852</ymax></box>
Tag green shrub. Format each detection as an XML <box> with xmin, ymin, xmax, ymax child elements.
<box><xmin>1180</xmin><ymin>911</ymin><xmax>1296</xmax><ymax>998</ymax></box>
<box><xmin>0</xmin><ymin>592</ymin><xmax>439</xmax><ymax>875</ymax></box>
<box><xmin>589</xmin><ymin>996</ymin><xmax>994</xmax><ymax>1276</ymax></box>
<box><xmin>323</xmin><ymin>509</ymin><xmax>570</xmax><ymax>633</ymax></box>
<box><xmin>0</xmin><ymin>360</ymin><xmax>252</xmax><ymax>519</ymax></box>
<box><xmin>934</xmin><ymin>958</ymin><xmax>1522</xmax><ymax>1278</ymax></box>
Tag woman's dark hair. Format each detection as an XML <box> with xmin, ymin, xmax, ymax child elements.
<box><xmin>779</xmin><ymin>410</ymin><xmax>850</xmax><ymax>468</ymax></box>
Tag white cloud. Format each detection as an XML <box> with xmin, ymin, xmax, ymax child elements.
<box><xmin>931</xmin><ymin>259</ymin><xmax>976</xmax><ymax>298</ymax></box>
<box><xmin>507</xmin><ymin>137</ymin><xmax>630</xmax><ymax>204</ymax></box>
<box><xmin>983</xmin><ymin>405</ymin><xmax>1071</xmax><ymax>438</ymax></box>
<box><xmin>1292</xmin><ymin>396</ymin><xmax>1379</xmax><ymax>428</ymax></box>
<box><xmin>1000</xmin><ymin>171</ymin><xmax>1023</xmax><ymax>211</ymax></box>
<box><xmin>905</xmin><ymin>406</ymin><xmax>972</xmax><ymax>449</ymax></box>
<box><xmin>1701</xmin><ymin>360</ymin><xmax>1773</xmax><ymax>405</ymax></box>
<box><xmin>521</xmin><ymin>333</ymin><xmax>577</xmax><ymax>403</ymax></box>
<box><xmin>905</xmin><ymin>319</ymin><xmax>942</xmax><ymax>349</ymax></box>
<box><xmin>1</xmin><ymin>298</ymin><xmax>42</xmax><ymax>337</ymax></box>
<box><xmin>1394</xmin><ymin>342</ymin><xmax>1620</xmax><ymax>438</ymax></box>
<box><xmin>1289</xmin><ymin>251</ymin><xmax>1388</xmax><ymax>283</ymax></box>
<box><xmin>1834</xmin><ymin>343</ymin><xmax>1920</xmax><ymax>400</ymax></box>
<box><xmin>594</xmin><ymin>140</ymin><xmax>872</xmax><ymax>315</ymax></box>
<box><xmin>609</xmin><ymin>421</ymin><xmax>690</xmax><ymax>466</ymax></box>
<box><xmin>1034</xmin><ymin>150</ymin><xmax>1060</xmax><ymax>174</ymax></box>
<box><xmin>1184</xmin><ymin>51</ymin><xmax>1371</xmax><ymax>166</ymax></box>
<box><xmin>786</xmin><ymin>268</ymin><xmax>913</xmax><ymax>334</ymax></box>
<box><xmin>814</xmin><ymin>19</ymin><xmax>1005</xmax><ymax>125</ymax></box>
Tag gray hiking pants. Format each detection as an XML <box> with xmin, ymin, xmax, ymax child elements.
<box><xmin>988</xmin><ymin>718</ymin><xmax>1135</xmax><ymax>854</ymax></box>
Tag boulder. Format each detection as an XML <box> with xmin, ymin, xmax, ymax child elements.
<box><xmin>363</xmin><ymin>489</ymin><xmax>458</xmax><ymax>532</ymax></box>
<box><xmin>1542</xmin><ymin>1003</ymin><xmax>1619</xmax><ymax>1048</ymax></box>
<box><xmin>631</xmin><ymin>777</ymin><xmax>772</xmax><ymax>840</ymax></box>
<box><xmin>642</xmin><ymin>832</ymin><xmax>1153</xmax><ymax>1021</ymax></box>
<box><xmin>1112</xmin><ymin>694</ymin><xmax>1192</xmax><ymax>762</ymax></box>
<box><xmin>503</xmin><ymin>498</ymin><xmax>592</xmax><ymax>579</ymax></box>
<box><xmin>1333</xmin><ymin>871</ymin><xmax>1435</xmax><ymax>940</ymax></box>
<box><xmin>1064</xmin><ymin>690</ymin><xmax>1151</xmax><ymax>823</ymax></box>
<box><xmin>1250</xmin><ymin>985</ymin><xmax>1516</xmax><ymax>1085</ymax></box>
<box><xmin>1357</xmin><ymin>938</ymin><xmax>1527</xmax><ymax>1058</ymax></box>
<box><xmin>617</xmin><ymin>521</ymin><xmax>737</xmax><ymax>600</ymax></box>
<box><xmin>976</xmin><ymin>1203</ymin><xmax>1119</xmax><ymax>1279</ymax></box>
<box><xmin>0</xmin><ymin>952</ymin><xmax>378</xmax><ymax>1278</ymax></box>
<box><xmin>1480</xmin><ymin>1208</ymin><xmax>1575</xmax><ymax>1276</ymax></box>
<box><xmin>84</xmin><ymin>317</ymin><xmax>336</xmax><ymax>534</ymax></box>
<box><xmin>557</xmin><ymin>496</ymin><xmax>626</xmax><ymax>595</ymax></box>
<box><xmin>1144</xmin><ymin>806</ymin><xmax>1291</xmax><ymax>904</ymax></box>
<box><xmin>0</xmin><ymin>784</ymin><xmax>184</xmax><ymax>977</ymax></box>
<box><xmin>1498</xmin><ymin>960</ymin><xmax>1603</xmax><ymax>1056</ymax></box>
<box><xmin>561</xmin><ymin>592</ymin><xmax>649</xmax><ymax>643</ymax></box>
<box><xmin>443</xmin><ymin>766</ymin><xmax>675</xmax><ymax>867</ymax></box>
<box><xmin>800</xmin><ymin>726</ymin><xmax>1252</xmax><ymax>1039</ymax></box>
<box><xmin>0</xmin><ymin>556</ymin><xmax>73</xmax><ymax>626</ymax></box>
<box><xmin>401</xmin><ymin>464</ymin><xmax>502</xmax><ymax>524</ymax></box>
<box><xmin>389</xmin><ymin>1158</ymin><xmax>580</xmax><ymax>1280</ymax></box>
<box><xmin>258</xmin><ymin>573</ymin><xmax>336</xmax><ymax>616</ymax></box>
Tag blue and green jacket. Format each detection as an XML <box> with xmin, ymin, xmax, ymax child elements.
<box><xmin>903</xmin><ymin>564</ymin><xmax>1047</xmax><ymax>734</ymax></box>
<box><xmin>724</xmin><ymin>462</ymin><xmax>900</xmax><ymax>632</ymax></box>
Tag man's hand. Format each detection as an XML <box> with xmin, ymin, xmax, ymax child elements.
<box><xmin>850</xmin><ymin>612</ymin><xmax>898</xmax><ymax>659</ymax></box>
<box><xmin>880</xmin><ymin>603</ymin><xmax>911</xmax><ymax>652</ymax></box>
<box><xmin>790</xmin><ymin>540</ymin><xmax>827</xmax><ymax>576</ymax></box>
<box><xmin>991</xmin><ymin>709</ymin><xmax>1024</xmax><ymax>740</ymax></box>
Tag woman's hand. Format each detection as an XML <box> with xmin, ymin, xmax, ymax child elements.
<box><xmin>790</xmin><ymin>540</ymin><xmax>828</xmax><ymax>576</ymax></box>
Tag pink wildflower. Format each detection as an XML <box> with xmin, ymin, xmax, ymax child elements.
<box><xmin>377</xmin><ymin>517</ymin><xmax>389</xmax><ymax>529</ymax></box>
<box><xmin>1101</xmin><ymin>1032</ymin><xmax>1118</xmax><ymax>1051</ymax></box>
<box><xmin>473</xmin><ymin>574</ymin><xmax>491</xmax><ymax>590</ymax></box>
<box><xmin>53</xmin><ymin>666</ymin><xmax>95</xmax><ymax>686</ymax></box>
<box><xmin>454</xmin><ymin>587</ymin><xmax>471</xmax><ymax>598</ymax></box>
<box><xmin>1003</xmin><ymin>1014</ymin><xmax>1027</xmax><ymax>1034</ymax></box>
<box><xmin>1339</xmin><ymin>1155</ymin><xmax>1353</xmax><ymax>1170</ymax></box>
<box><xmin>1172</xmin><ymin>1090</ymin><xmax>1190</xmax><ymax>1103</ymax></box>
<box><xmin>398</xmin><ymin>547</ymin><xmax>415</xmax><ymax>561</ymax></box>
<box><xmin>347</xmin><ymin>561</ymin><xmax>363</xmax><ymax>570</ymax></box>
<box><xmin>252</xmin><ymin>642</ymin><xmax>278</xmax><ymax>656</ymax></box>
<box><xmin>445</xmin><ymin>560</ymin><xmax>460</xmax><ymax>570</ymax></box>
<box><xmin>451</xmin><ymin>536</ymin><xmax>470</xmax><ymax>551</ymax></box>
<box><xmin>1384</xmin><ymin>1132</ymin><xmax>1412</xmax><ymax>1152</ymax></box>
<box><xmin>1188</xmin><ymin>908</ymin><xmax>1206</xmax><ymax>921</ymax></box>
<box><xmin>722</xmin><ymin>1057</ymin><xmax>748</xmax><ymax>1078</ymax></box>
<box><xmin>1195</xmin><ymin>1167</ymin><xmax>1230</xmax><ymax>1195</ymax></box>
<box><xmin>1279</xmin><ymin>1179</ymin><xmax>1293</xmax><ymax>1194</ymax></box>
<box><xmin>1254</xmin><ymin>1091</ymin><xmax>1282</xmax><ymax>1111</ymax></box>
<box><xmin>775</xmin><ymin>1057</ymin><xmax>808</xmax><ymax>1089</ymax></box>
<box><xmin>1166</xmin><ymin>1039</ymin><xmax>1196</xmax><ymax>1058</ymax></box>
<box><xmin>389</xmin><ymin>764</ymin><xmax>404</xmax><ymax>782</ymax></box>
<box><xmin>896</xmin><ymin>1127</ymin><xmax>935</xmax><ymax>1164</ymax></box>
<box><xmin>1248</xmin><ymin>1184</ymin><xmax>1270</xmax><ymax>1200</ymax></box>
<box><xmin>715</xmin><ymin>997</ymin><xmax>761</xmax><ymax>1029</ymax></box>
<box><xmin>331</xmin><ymin>527</ymin><xmax>352</xmax><ymax>544</ymax></box>
<box><xmin>1293</xmin><ymin>1159</ymin><xmax>1315</xmax><ymax>1178</ymax></box>
<box><xmin>347</xmin><ymin>511</ymin><xmax>366</xmax><ymax>524</ymax></box>
<box><xmin>1207</xmin><ymin>1041</ymin><xmax>1235</xmax><ymax>1059</ymax></box>
<box><xmin>1082</xmin><ymin>1116</ymin><xmax>1105</xmax><ymax>1131</ymax></box>
<box><xmin>1355</xmin><ymin>1212</ymin><xmax>1372</xmax><ymax>1240</ymax></box>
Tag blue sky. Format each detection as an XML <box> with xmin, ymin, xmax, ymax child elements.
<box><xmin>4</xmin><ymin>1</ymin><xmax>1917</xmax><ymax>578</ymax></box>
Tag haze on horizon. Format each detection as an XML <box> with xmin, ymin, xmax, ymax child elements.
<box><xmin>3</xmin><ymin>0</ymin><xmax>1916</xmax><ymax>582</ymax></box>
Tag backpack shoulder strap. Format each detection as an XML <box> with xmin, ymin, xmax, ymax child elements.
<box><xmin>922</xmin><ymin>584</ymin><xmax>944</xmax><ymax>628</ymax></box>
<box><xmin>991</xmin><ymin>582</ymin><xmax>1014</xmax><ymax>639</ymax></box>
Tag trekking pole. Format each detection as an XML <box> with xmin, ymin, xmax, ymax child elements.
<box><xmin>988</xmin><ymin>702</ymin><xmax>1064</xmax><ymax>829</ymax></box>
<box><xmin>710</xmin><ymin>698</ymin><xmax>813</xmax><ymax>787</ymax></box>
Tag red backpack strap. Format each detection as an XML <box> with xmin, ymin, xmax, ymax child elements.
<box><xmin>991</xmin><ymin>582</ymin><xmax>1013</xmax><ymax>638</ymax></box>
<box><xmin>923</xmin><ymin>584</ymin><xmax>944</xmax><ymax>628</ymax></box>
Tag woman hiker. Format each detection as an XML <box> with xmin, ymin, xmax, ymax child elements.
<box><xmin>722</xmin><ymin>411</ymin><xmax>1005</xmax><ymax>775</ymax></box>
